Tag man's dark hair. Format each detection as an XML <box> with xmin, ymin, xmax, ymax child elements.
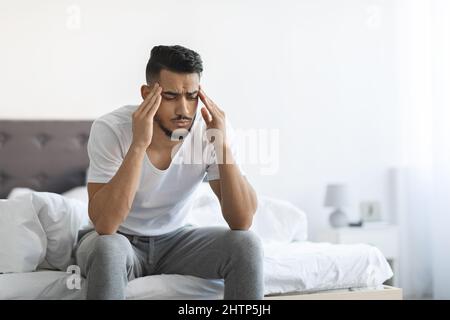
<box><xmin>145</xmin><ymin>45</ymin><xmax>203</xmax><ymax>83</ymax></box>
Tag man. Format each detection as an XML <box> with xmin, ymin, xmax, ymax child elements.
<box><xmin>74</xmin><ymin>45</ymin><xmax>263</xmax><ymax>300</ymax></box>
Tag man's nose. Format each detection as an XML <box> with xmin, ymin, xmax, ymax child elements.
<box><xmin>175</xmin><ymin>97</ymin><xmax>190</xmax><ymax>115</ymax></box>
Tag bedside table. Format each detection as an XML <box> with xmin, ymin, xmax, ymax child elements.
<box><xmin>317</xmin><ymin>224</ymin><xmax>399</xmax><ymax>287</ymax></box>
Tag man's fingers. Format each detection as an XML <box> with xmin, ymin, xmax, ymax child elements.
<box><xmin>201</xmin><ymin>107</ymin><xmax>212</xmax><ymax>124</ymax></box>
<box><xmin>198</xmin><ymin>88</ymin><xmax>217</xmax><ymax>117</ymax></box>
<box><xmin>136</xmin><ymin>83</ymin><xmax>159</xmax><ymax>115</ymax></box>
<box><xmin>147</xmin><ymin>94</ymin><xmax>162</xmax><ymax>118</ymax></box>
<box><xmin>143</xmin><ymin>86</ymin><xmax>162</xmax><ymax>116</ymax></box>
<box><xmin>201</xmin><ymin>88</ymin><xmax>216</xmax><ymax>108</ymax></box>
<box><xmin>200</xmin><ymin>88</ymin><xmax>223</xmax><ymax>114</ymax></box>
<box><xmin>141</xmin><ymin>84</ymin><xmax>161</xmax><ymax>115</ymax></box>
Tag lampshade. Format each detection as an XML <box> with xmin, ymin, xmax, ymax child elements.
<box><xmin>324</xmin><ymin>184</ymin><xmax>350</xmax><ymax>207</ymax></box>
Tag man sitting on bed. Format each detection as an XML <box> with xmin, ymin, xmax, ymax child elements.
<box><xmin>74</xmin><ymin>45</ymin><xmax>263</xmax><ymax>300</ymax></box>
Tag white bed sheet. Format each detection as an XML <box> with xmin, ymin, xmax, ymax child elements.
<box><xmin>0</xmin><ymin>241</ymin><xmax>392</xmax><ymax>299</ymax></box>
<box><xmin>263</xmin><ymin>241</ymin><xmax>392</xmax><ymax>295</ymax></box>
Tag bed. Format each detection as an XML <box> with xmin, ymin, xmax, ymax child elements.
<box><xmin>0</xmin><ymin>120</ymin><xmax>402</xmax><ymax>300</ymax></box>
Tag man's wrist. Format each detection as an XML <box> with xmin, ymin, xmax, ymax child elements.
<box><xmin>215</xmin><ymin>141</ymin><xmax>234</xmax><ymax>165</ymax></box>
<box><xmin>129</xmin><ymin>142</ymin><xmax>148</xmax><ymax>155</ymax></box>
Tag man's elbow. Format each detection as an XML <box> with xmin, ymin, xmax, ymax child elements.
<box><xmin>93</xmin><ymin>219</ymin><xmax>119</xmax><ymax>235</ymax></box>
<box><xmin>229</xmin><ymin>224</ymin><xmax>252</xmax><ymax>231</ymax></box>
<box><xmin>89</xmin><ymin>211</ymin><xmax>119</xmax><ymax>235</ymax></box>
<box><xmin>228</xmin><ymin>214</ymin><xmax>254</xmax><ymax>231</ymax></box>
<box><xmin>94</xmin><ymin>225</ymin><xmax>117</xmax><ymax>236</ymax></box>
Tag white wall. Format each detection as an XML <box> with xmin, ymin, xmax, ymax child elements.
<box><xmin>0</xmin><ymin>0</ymin><xmax>403</xmax><ymax>239</ymax></box>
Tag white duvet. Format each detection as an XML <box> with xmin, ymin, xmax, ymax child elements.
<box><xmin>0</xmin><ymin>186</ymin><xmax>393</xmax><ymax>299</ymax></box>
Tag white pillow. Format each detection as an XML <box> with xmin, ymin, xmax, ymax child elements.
<box><xmin>188</xmin><ymin>183</ymin><xmax>308</xmax><ymax>244</ymax></box>
<box><xmin>61</xmin><ymin>186</ymin><xmax>88</xmax><ymax>203</ymax></box>
<box><xmin>7</xmin><ymin>187</ymin><xmax>35</xmax><ymax>199</ymax></box>
<box><xmin>0</xmin><ymin>194</ymin><xmax>47</xmax><ymax>273</ymax></box>
<box><xmin>7</xmin><ymin>187</ymin><xmax>91</xmax><ymax>271</ymax></box>
<box><xmin>30</xmin><ymin>192</ymin><xmax>91</xmax><ymax>271</ymax></box>
<box><xmin>8</xmin><ymin>186</ymin><xmax>89</xmax><ymax>204</ymax></box>
<box><xmin>252</xmin><ymin>196</ymin><xmax>308</xmax><ymax>243</ymax></box>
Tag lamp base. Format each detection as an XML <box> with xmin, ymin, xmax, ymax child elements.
<box><xmin>329</xmin><ymin>209</ymin><xmax>348</xmax><ymax>228</ymax></box>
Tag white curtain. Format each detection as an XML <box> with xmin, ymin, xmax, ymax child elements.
<box><xmin>429</xmin><ymin>0</ymin><xmax>450</xmax><ymax>300</ymax></box>
<box><xmin>395</xmin><ymin>0</ymin><xmax>450</xmax><ymax>299</ymax></box>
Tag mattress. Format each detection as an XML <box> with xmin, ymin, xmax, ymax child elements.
<box><xmin>0</xmin><ymin>241</ymin><xmax>393</xmax><ymax>299</ymax></box>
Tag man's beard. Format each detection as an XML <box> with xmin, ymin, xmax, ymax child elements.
<box><xmin>155</xmin><ymin>113</ymin><xmax>197</xmax><ymax>141</ymax></box>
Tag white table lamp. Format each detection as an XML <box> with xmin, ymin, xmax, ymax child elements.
<box><xmin>324</xmin><ymin>184</ymin><xmax>350</xmax><ymax>228</ymax></box>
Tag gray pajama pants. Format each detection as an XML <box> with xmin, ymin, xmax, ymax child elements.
<box><xmin>74</xmin><ymin>225</ymin><xmax>264</xmax><ymax>300</ymax></box>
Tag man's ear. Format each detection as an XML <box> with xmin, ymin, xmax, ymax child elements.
<box><xmin>141</xmin><ymin>84</ymin><xmax>151</xmax><ymax>100</ymax></box>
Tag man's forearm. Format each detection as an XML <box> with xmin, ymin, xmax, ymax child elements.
<box><xmin>197</xmin><ymin>86</ymin><xmax>257</xmax><ymax>229</ymax></box>
<box><xmin>217</xmin><ymin>143</ymin><xmax>258</xmax><ymax>230</ymax></box>
<box><xmin>89</xmin><ymin>143</ymin><xmax>146</xmax><ymax>235</ymax></box>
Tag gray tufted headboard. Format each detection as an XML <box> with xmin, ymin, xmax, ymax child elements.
<box><xmin>0</xmin><ymin>120</ymin><xmax>93</xmax><ymax>198</ymax></box>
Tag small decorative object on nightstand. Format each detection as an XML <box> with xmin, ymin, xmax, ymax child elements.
<box><xmin>324</xmin><ymin>184</ymin><xmax>350</xmax><ymax>228</ymax></box>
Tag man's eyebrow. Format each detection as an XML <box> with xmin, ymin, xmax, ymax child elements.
<box><xmin>162</xmin><ymin>90</ymin><xmax>199</xmax><ymax>95</ymax></box>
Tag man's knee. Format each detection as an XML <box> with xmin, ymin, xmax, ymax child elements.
<box><xmin>223</xmin><ymin>230</ymin><xmax>264</xmax><ymax>261</ymax></box>
<box><xmin>91</xmin><ymin>233</ymin><xmax>133</xmax><ymax>263</ymax></box>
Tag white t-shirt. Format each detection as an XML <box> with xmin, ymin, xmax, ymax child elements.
<box><xmin>86</xmin><ymin>105</ymin><xmax>245</xmax><ymax>236</ymax></box>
